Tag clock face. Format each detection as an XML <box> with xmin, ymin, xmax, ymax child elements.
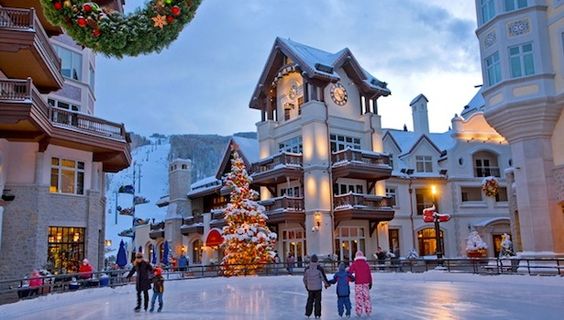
<box><xmin>330</xmin><ymin>82</ymin><xmax>348</xmax><ymax>106</ymax></box>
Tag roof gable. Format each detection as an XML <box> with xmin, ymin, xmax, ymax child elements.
<box><xmin>405</xmin><ymin>135</ymin><xmax>443</xmax><ymax>157</ymax></box>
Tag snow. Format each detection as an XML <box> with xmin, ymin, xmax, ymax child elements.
<box><xmin>105</xmin><ymin>138</ymin><xmax>170</xmax><ymax>256</ymax></box>
<box><xmin>2</xmin><ymin>273</ymin><xmax>564</xmax><ymax>319</ymax></box>
<box><xmin>233</xmin><ymin>136</ymin><xmax>259</xmax><ymax>164</ymax></box>
<box><xmin>190</xmin><ymin>175</ymin><xmax>220</xmax><ymax>190</ymax></box>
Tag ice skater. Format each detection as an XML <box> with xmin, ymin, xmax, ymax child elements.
<box><xmin>303</xmin><ymin>254</ymin><xmax>331</xmax><ymax>319</ymax></box>
<box><xmin>328</xmin><ymin>262</ymin><xmax>355</xmax><ymax>318</ymax></box>
<box><xmin>126</xmin><ymin>253</ymin><xmax>153</xmax><ymax>312</ymax></box>
<box><xmin>149</xmin><ymin>266</ymin><xmax>164</xmax><ymax>312</ymax></box>
<box><xmin>348</xmin><ymin>251</ymin><xmax>373</xmax><ymax>317</ymax></box>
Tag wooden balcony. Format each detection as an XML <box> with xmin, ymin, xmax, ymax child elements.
<box><xmin>0</xmin><ymin>7</ymin><xmax>64</xmax><ymax>92</ymax></box>
<box><xmin>0</xmin><ymin>78</ymin><xmax>131</xmax><ymax>172</ymax></box>
<box><xmin>250</xmin><ymin>152</ymin><xmax>303</xmax><ymax>186</ymax></box>
<box><xmin>260</xmin><ymin>196</ymin><xmax>305</xmax><ymax>225</ymax></box>
<box><xmin>331</xmin><ymin>149</ymin><xmax>392</xmax><ymax>181</ymax></box>
<box><xmin>210</xmin><ymin>209</ymin><xmax>226</xmax><ymax>229</ymax></box>
<box><xmin>149</xmin><ymin>221</ymin><xmax>165</xmax><ymax>240</ymax></box>
<box><xmin>0</xmin><ymin>1</ymin><xmax>63</xmax><ymax>36</ymax></box>
<box><xmin>333</xmin><ymin>193</ymin><xmax>394</xmax><ymax>233</ymax></box>
<box><xmin>181</xmin><ymin>215</ymin><xmax>204</xmax><ymax>235</ymax></box>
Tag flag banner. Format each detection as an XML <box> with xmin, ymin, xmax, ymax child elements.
<box><xmin>118</xmin><ymin>185</ymin><xmax>135</xmax><ymax>194</ymax></box>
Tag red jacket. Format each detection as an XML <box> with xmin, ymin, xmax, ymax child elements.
<box><xmin>348</xmin><ymin>257</ymin><xmax>372</xmax><ymax>285</ymax></box>
<box><xmin>29</xmin><ymin>273</ymin><xmax>42</xmax><ymax>288</ymax></box>
<box><xmin>79</xmin><ymin>264</ymin><xmax>93</xmax><ymax>279</ymax></box>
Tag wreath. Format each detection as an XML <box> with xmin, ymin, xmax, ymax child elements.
<box><xmin>40</xmin><ymin>0</ymin><xmax>202</xmax><ymax>58</ymax></box>
<box><xmin>481</xmin><ymin>177</ymin><xmax>499</xmax><ymax>198</ymax></box>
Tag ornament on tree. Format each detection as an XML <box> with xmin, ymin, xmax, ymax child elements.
<box><xmin>221</xmin><ymin>152</ymin><xmax>277</xmax><ymax>277</ymax></box>
<box><xmin>77</xmin><ymin>17</ymin><xmax>87</xmax><ymax>27</ymax></box>
<box><xmin>83</xmin><ymin>3</ymin><xmax>92</xmax><ymax>12</ymax></box>
<box><xmin>54</xmin><ymin>2</ymin><xmax>63</xmax><ymax>10</ymax></box>
<box><xmin>166</xmin><ymin>15</ymin><xmax>175</xmax><ymax>24</ymax></box>
<box><xmin>152</xmin><ymin>14</ymin><xmax>168</xmax><ymax>29</ymax></box>
<box><xmin>171</xmin><ymin>6</ymin><xmax>181</xmax><ymax>16</ymax></box>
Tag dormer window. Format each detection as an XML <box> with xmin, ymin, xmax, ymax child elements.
<box><xmin>416</xmin><ymin>156</ymin><xmax>433</xmax><ymax>173</ymax></box>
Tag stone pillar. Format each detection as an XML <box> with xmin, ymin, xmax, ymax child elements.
<box><xmin>35</xmin><ymin>152</ymin><xmax>45</xmax><ymax>185</ymax></box>
<box><xmin>165</xmin><ymin>217</ymin><xmax>183</xmax><ymax>259</ymax></box>
<box><xmin>511</xmin><ymin>137</ymin><xmax>564</xmax><ymax>256</ymax></box>
<box><xmin>505</xmin><ymin>169</ymin><xmax>523</xmax><ymax>252</ymax></box>
<box><xmin>301</xmin><ymin>101</ymin><xmax>333</xmax><ymax>257</ymax></box>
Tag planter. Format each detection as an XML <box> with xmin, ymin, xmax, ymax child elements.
<box><xmin>467</xmin><ymin>249</ymin><xmax>487</xmax><ymax>258</ymax></box>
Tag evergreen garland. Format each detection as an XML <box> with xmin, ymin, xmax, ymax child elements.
<box><xmin>40</xmin><ymin>0</ymin><xmax>202</xmax><ymax>58</ymax></box>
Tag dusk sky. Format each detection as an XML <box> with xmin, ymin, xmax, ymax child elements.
<box><xmin>95</xmin><ymin>0</ymin><xmax>482</xmax><ymax>137</ymax></box>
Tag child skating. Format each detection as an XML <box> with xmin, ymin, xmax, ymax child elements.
<box><xmin>328</xmin><ymin>262</ymin><xmax>355</xmax><ymax>318</ymax></box>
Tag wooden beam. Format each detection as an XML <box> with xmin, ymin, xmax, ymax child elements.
<box><xmin>367</xmin><ymin>180</ymin><xmax>376</xmax><ymax>194</ymax></box>
<box><xmin>369</xmin><ymin>221</ymin><xmax>378</xmax><ymax>238</ymax></box>
<box><xmin>38</xmin><ymin>135</ymin><xmax>50</xmax><ymax>152</ymax></box>
<box><xmin>0</xmin><ymin>130</ymin><xmax>44</xmax><ymax>140</ymax></box>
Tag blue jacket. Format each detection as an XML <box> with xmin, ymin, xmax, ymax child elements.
<box><xmin>329</xmin><ymin>265</ymin><xmax>355</xmax><ymax>297</ymax></box>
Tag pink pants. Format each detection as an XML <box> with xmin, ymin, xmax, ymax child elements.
<box><xmin>354</xmin><ymin>283</ymin><xmax>372</xmax><ymax>316</ymax></box>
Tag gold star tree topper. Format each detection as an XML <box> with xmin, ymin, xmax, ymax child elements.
<box><xmin>152</xmin><ymin>14</ymin><xmax>168</xmax><ymax>29</ymax></box>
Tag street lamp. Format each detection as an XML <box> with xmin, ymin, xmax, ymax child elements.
<box><xmin>431</xmin><ymin>185</ymin><xmax>443</xmax><ymax>265</ymax></box>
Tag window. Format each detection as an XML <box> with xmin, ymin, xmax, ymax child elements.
<box><xmin>48</xmin><ymin>99</ymin><xmax>80</xmax><ymax>112</ymax></box>
<box><xmin>388</xmin><ymin>229</ymin><xmax>400</xmax><ymax>255</ymax></box>
<box><xmin>48</xmin><ymin>226</ymin><xmax>85</xmax><ymax>274</ymax></box>
<box><xmin>481</xmin><ymin>0</ymin><xmax>496</xmax><ymax>24</ymax></box>
<box><xmin>416</xmin><ymin>155</ymin><xmax>433</xmax><ymax>173</ymax></box>
<box><xmin>418</xmin><ymin>228</ymin><xmax>444</xmax><ymax>256</ymax></box>
<box><xmin>386</xmin><ymin>187</ymin><xmax>397</xmax><ymax>206</ymax></box>
<box><xmin>282</xmin><ymin>228</ymin><xmax>306</xmax><ymax>265</ymax></box>
<box><xmin>335</xmin><ymin>227</ymin><xmax>366</xmax><ymax>261</ymax></box>
<box><xmin>280</xmin><ymin>186</ymin><xmax>301</xmax><ymax>197</ymax></box>
<box><xmin>330</xmin><ymin>134</ymin><xmax>361</xmax><ymax>152</ymax></box>
<box><xmin>389</xmin><ymin>154</ymin><xmax>394</xmax><ymax>169</ymax></box>
<box><xmin>54</xmin><ymin>45</ymin><xmax>82</xmax><ymax>81</ymax></box>
<box><xmin>278</xmin><ymin>136</ymin><xmax>303</xmax><ymax>154</ymax></box>
<box><xmin>297</xmin><ymin>96</ymin><xmax>304</xmax><ymax>115</ymax></box>
<box><xmin>473</xmin><ymin>151</ymin><xmax>500</xmax><ymax>177</ymax></box>
<box><xmin>50</xmin><ymin>157</ymin><xmax>85</xmax><ymax>195</ymax></box>
<box><xmin>334</xmin><ymin>183</ymin><xmax>364</xmax><ymax>195</ymax></box>
<box><xmin>495</xmin><ymin>187</ymin><xmax>508</xmax><ymax>202</ymax></box>
<box><xmin>509</xmin><ymin>43</ymin><xmax>534</xmax><ymax>78</ymax></box>
<box><xmin>89</xmin><ymin>65</ymin><xmax>95</xmax><ymax>92</ymax></box>
<box><xmin>505</xmin><ymin>0</ymin><xmax>527</xmax><ymax>11</ymax></box>
<box><xmin>485</xmin><ymin>52</ymin><xmax>501</xmax><ymax>86</ymax></box>
<box><xmin>284</xmin><ymin>108</ymin><xmax>291</xmax><ymax>121</ymax></box>
<box><xmin>192</xmin><ymin>239</ymin><xmax>202</xmax><ymax>264</ymax></box>
<box><xmin>48</xmin><ymin>99</ymin><xmax>80</xmax><ymax>126</ymax></box>
<box><xmin>461</xmin><ymin>187</ymin><xmax>483</xmax><ymax>202</ymax></box>
<box><xmin>415</xmin><ymin>188</ymin><xmax>434</xmax><ymax>215</ymax></box>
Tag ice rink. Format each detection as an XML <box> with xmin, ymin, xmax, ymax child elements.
<box><xmin>2</xmin><ymin>272</ymin><xmax>564</xmax><ymax>319</ymax></box>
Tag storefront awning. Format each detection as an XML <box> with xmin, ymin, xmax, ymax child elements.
<box><xmin>206</xmin><ymin>229</ymin><xmax>224</xmax><ymax>247</ymax></box>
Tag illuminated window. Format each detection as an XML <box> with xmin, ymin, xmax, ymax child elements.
<box><xmin>330</xmin><ymin>134</ymin><xmax>361</xmax><ymax>152</ymax></box>
<box><xmin>47</xmin><ymin>226</ymin><xmax>85</xmax><ymax>274</ymax></box>
<box><xmin>281</xmin><ymin>228</ymin><xmax>306</xmax><ymax>265</ymax></box>
<box><xmin>417</xmin><ymin>228</ymin><xmax>444</xmax><ymax>256</ymax></box>
<box><xmin>50</xmin><ymin>157</ymin><xmax>85</xmax><ymax>195</ymax></box>
<box><xmin>192</xmin><ymin>239</ymin><xmax>203</xmax><ymax>264</ymax></box>
<box><xmin>415</xmin><ymin>188</ymin><xmax>433</xmax><ymax>215</ymax></box>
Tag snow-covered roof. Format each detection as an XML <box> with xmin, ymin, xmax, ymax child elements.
<box><xmin>233</xmin><ymin>136</ymin><xmax>259</xmax><ymax>164</ymax></box>
<box><xmin>385</xmin><ymin>130</ymin><xmax>455</xmax><ymax>156</ymax></box>
<box><xmin>191</xmin><ymin>175</ymin><xmax>220</xmax><ymax>190</ymax></box>
<box><xmin>278</xmin><ymin>38</ymin><xmax>345</xmax><ymax>79</ymax></box>
<box><xmin>409</xmin><ymin>94</ymin><xmax>428</xmax><ymax>106</ymax></box>
<box><xmin>461</xmin><ymin>87</ymin><xmax>485</xmax><ymax>118</ymax></box>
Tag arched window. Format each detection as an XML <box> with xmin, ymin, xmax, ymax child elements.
<box><xmin>473</xmin><ymin>151</ymin><xmax>500</xmax><ymax>177</ymax></box>
<box><xmin>417</xmin><ymin>228</ymin><xmax>444</xmax><ymax>257</ymax></box>
<box><xmin>192</xmin><ymin>239</ymin><xmax>203</xmax><ymax>264</ymax></box>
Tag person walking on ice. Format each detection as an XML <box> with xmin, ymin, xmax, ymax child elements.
<box><xmin>348</xmin><ymin>251</ymin><xmax>373</xmax><ymax>317</ymax></box>
<box><xmin>126</xmin><ymin>253</ymin><xmax>153</xmax><ymax>312</ymax></box>
<box><xmin>303</xmin><ymin>254</ymin><xmax>331</xmax><ymax>319</ymax></box>
<box><xmin>328</xmin><ymin>262</ymin><xmax>355</xmax><ymax>318</ymax></box>
<box><xmin>149</xmin><ymin>266</ymin><xmax>165</xmax><ymax>312</ymax></box>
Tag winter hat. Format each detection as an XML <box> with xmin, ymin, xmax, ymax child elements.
<box><xmin>338</xmin><ymin>262</ymin><xmax>346</xmax><ymax>271</ymax></box>
<box><xmin>355</xmin><ymin>251</ymin><xmax>365</xmax><ymax>258</ymax></box>
<box><xmin>310</xmin><ymin>254</ymin><xmax>318</xmax><ymax>263</ymax></box>
<box><xmin>154</xmin><ymin>267</ymin><xmax>163</xmax><ymax>276</ymax></box>
<box><xmin>82</xmin><ymin>258</ymin><xmax>89</xmax><ymax>264</ymax></box>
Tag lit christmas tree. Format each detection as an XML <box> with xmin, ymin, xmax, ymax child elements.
<box><xmin>221</xmin><ymin>151</ymin><xmax>277</xmax><ymax>276</ymax></box>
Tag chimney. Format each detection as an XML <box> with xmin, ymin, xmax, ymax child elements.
<box><xmin>409</xmin><ymin>94</ymin><xmax>430</xmax><ymax>134</ymax></box>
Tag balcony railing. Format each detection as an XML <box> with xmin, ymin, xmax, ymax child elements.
<box><xmin>333</xmin><ymin>193</ymin><xmax>392</xmax><ymax>210</ymax></box>
<box><xmin>331</xmin><ymin>148</ymin><xmax>390</xmax><ymax>167</ymax></box>
<box><xmin>150</xmin><ymin>221</ymin><xmax>165</xmax><ymax>231</ymax></box>
<box><xmin>0</xmin><ymin>7</ymin><xmax>61</xmax><ymax>73</ymax></box>
<box><xmin>183</xmin><ymin>215</ymin><xmax>204</xmax><ymax>226</ymax></box>
<box><xmin>251</xmin><ymin>152</ymin><xmax>303</xmax><ymax>174</ymax></box>
<box><xmin>0</xmin><ymin>78</ymin><xmax>127</xmax><ymax>140</ymax></box>
<box><xmin>261</xmin><ymin>196</ymin><xmax>304</xmax><ymax>212</ymax></box>
<box><xmin>474</xmin><ymin>167</ymin><xmax>501</xmax><ymax>178</ymax></box>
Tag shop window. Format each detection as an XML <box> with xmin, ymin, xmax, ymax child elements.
<box><xmin>417</xmin><ymin>228</ymin><xmax>444</xmax><ymax>256</ymax></box>
<box><xmin>50</xmin><ymin>157</ymin><xmax>85</xmax><ymax>195</ymax></box>
<box><xmin>47</xmin><ymin>226</ymin><xmax>85</xmax><ymax>274</ymax></box>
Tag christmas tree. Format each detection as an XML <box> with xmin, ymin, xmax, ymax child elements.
<box><xmin>221</xmin><ymin>152</ymin><xmax>277</xmax><ymax>276</ymax></box>
<box><xmin>499</xmin><ymin>233</ymin><xmax>515</xmax><ymax>257</ymax></box>
<box><xmin>466</xmin><ymin>230</ymin><xmax>488</xmax><ymax>257</ymax></box>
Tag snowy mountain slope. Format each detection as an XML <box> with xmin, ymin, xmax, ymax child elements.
<box><xmin>105</xmin><ymin>137</ymin><xmax>170</xmax><ymax>256</ymax></box>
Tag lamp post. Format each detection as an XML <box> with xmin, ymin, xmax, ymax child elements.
<box><xmin>431</xmin><ymin>185</ymin><xmax>443</xmax><ymax>266</ymax></box>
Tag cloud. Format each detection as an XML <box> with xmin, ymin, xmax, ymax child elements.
<box><xmin>94</xmin><ymin>0</ymin><xmax>482</xmax><ymax>136</ymax></box>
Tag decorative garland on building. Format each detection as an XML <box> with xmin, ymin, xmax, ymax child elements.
<box><xmin>481</xmin><ymin>177</ymin><xmax>499</xmax><ymax>197</ymax></box>
<box><xmin>40</xmin><ymin>0</ymin><xmax>202</xmax><ymax>58</ymax></box>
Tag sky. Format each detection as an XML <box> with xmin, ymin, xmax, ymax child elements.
<box><xmin>95</xmin><ymin>0</ymin><xmax>482</xmax><ymax>137</ymax></box>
